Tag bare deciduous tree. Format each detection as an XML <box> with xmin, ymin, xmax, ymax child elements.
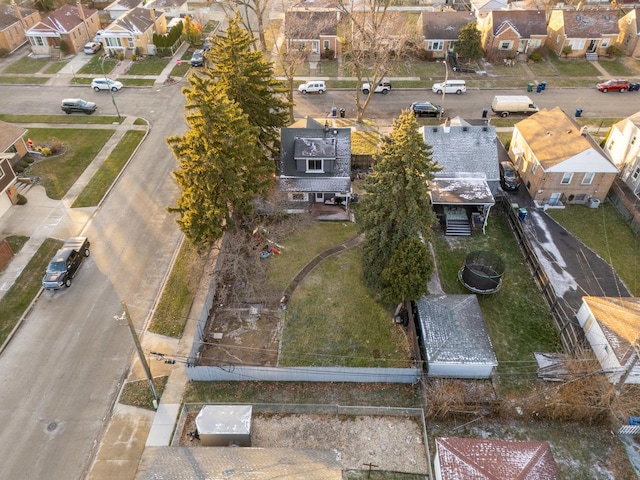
<box><xmin>218</xmin><ymin>0</ymin><xmax>273</xmax><ymax>52</ymax></box>
<box><xmin>338</xmin><ymin>0</ymin><xmax>417</xmax><ymax>122</ymax></box>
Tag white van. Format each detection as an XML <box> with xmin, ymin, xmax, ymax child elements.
<box><xmin>298</xmin><ymin>80</ymin><xmax>326</xmax><ymax>94</ymax></box>
<box><xmin>431</xmin><ymin>80</ymin><xmax>466</xmax><ymax>95</ymax></box>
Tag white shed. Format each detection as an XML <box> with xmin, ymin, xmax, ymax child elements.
<box><xmin>415</xmin><ymin>294</ymin><xmax>498</xmax><ymax>379</ymax></box>
<box><xmin>195</xmin><ymin>405</ymin><xmax>253</xmax><ymax>447</ymax></box>
<box><xmin>576</xmin><ymin>296</ymin><xmax>640</xmax><ymax>385</ymax></box>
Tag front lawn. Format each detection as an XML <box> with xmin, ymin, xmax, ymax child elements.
<box><xmin>77</xmin><ymin>55</ymin><xmax>117</xmax><ymax>75</ymax></box>
<box><xmin>2</xmin><ymin>56</ymin><xmax>49</xmax><ymax>74</ymax></box>
<box><xmin>25</xmin><ymin>128</ymin><xmax>115</xmax><ymax>199</ymax></box>
<box><xmin>126</xmin><ymin>56</ymin><xmax>171</xmax><ymax>75</ymax></box>
<box><xmin>548</xmin><ymin>52</ymin><xmax>601</xmax><ymax>76</ymax></box>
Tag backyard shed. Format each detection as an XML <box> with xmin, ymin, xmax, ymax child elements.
<box><xmin>414</xmin><ymin>294</ymin><xmax>498</xmax><ymax>378</ymax></box>
<box><xmin>195</xmin><ymin>405</ymin><xmax>253</xmax><ymax>447</ymax></box>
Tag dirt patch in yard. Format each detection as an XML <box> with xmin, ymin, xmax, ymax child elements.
<box><xmin>179</xmin><ymin>412</ymin><xmax>429</xmax><ymax>474</ymax></box>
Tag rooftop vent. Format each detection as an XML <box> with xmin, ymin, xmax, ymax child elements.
<box><xmin>482</xmin><ymin>126</ymin><xmax>488</xmax><ymax>131</ymax></box>
<box><xmin>567</xmin><ymin>129</ymin><xmax>572</xmax><ymax>134</ymax></box>
<box><xmin>462</xmin><ymin>126</ymin><xmax>469</xmax><ymax>132</ymax></box>
<box><xmin>432</xmin><ymin>127</ymin><xmax>438</xmax><ymax>133</ymax></box>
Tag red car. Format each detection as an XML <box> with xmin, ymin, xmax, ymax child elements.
<box><xmin>597</xmin><ymin>79</ymin><xmax>629</xmax><ymax>92</ymax></box>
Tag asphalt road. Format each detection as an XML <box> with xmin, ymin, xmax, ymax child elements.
<box><xmin>0</xmin><ymin>83</ymin><xmax>186</xmax><ymax>479</ymax></box>
<box><xmin>0</xmin><ymin>82</ymin><xmax>634</xmax><ymax>479</ymax></box>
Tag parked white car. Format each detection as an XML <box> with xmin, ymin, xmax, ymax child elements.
<box><xmin>83</xmin><ymin>42</ymin><xmax>102</xmax><ymax>55</ymax></box>
<box><xmin>361</xmin><ymin>81</ymin><xmax>391</xmax><ymax>94</ymax></box>
<box><xmin>91</xmin><ymin>78</ymin><xmax>123</xmax><ymax>92</ymax></box>
<box><xmin>298</xmin><ymin>80</ymin><xmax>326</xmax><ymax>94</ymax></box>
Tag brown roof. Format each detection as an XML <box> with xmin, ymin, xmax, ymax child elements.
<box><xmin>285</xmin><ymin>10</ymin><xmax>337</xmax><ymax>38</ymax></box>
<box><xmin>436</xmin><ymin>437</ymin><xmax>559</xmax><ymax>479</ymax></box>
<box><xmin>43</xmin><ymin>4</ymin><xmax>97</xmax><ymax>33</ymax></box>
<box><xmin>0</xmin><ymin>4</ymin><xmax>37</xmax><ymax>31</ymax></box>
<box><xmin>422</xmin><ymin>11</ymin><xmax>476</xmax><ymax>40</ymax></box>
<box><xmin>583</xmin><ymin>296</ymin><xmax>640</xmax><ymax>364</ymax></box>
<box><xmin>0</xmin><ymin>121</ymin><xmax>26</xmax><ymax>152</ymax></box>
<box><xmin>490</xmin><ymin>10</ymin><xmax>547</xmax><ymax>37</ymax></box>
<box><xmin>560</xmin><ymin>10</ymin><xmax>620</xmax><ymax>37</ymax></box>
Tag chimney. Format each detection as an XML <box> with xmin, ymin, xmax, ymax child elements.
<box><xmin>150</xmin><ymin>8</ymin><xmax>157</xmax><ymax>24</ymax></box>
<box><xmin>76</xmin><ymin>1</ymin><xmax>86</xmax><ymax>21</ymax></box>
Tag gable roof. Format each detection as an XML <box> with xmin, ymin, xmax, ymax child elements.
<box><xmin>558</xmin><ymin>10</ymin><xmax>620</xmax><ymax>37</ymax></box>
<box><xmin>435</xmin><ymin>437</ymin><xmax>559</xmax><ymax>479</ymax></box>
<box><xmin>583</xmin><ymin>296</ymin><xmax>640</xmax><ymax>364</ymax></box>
<box><xmin>422</xmin><ymin>119</ymin><xmax>499</xmax><ymax>180</ymax></box>
<box><xmin>285</xmin><ymin>11</ymin><xmax>338</xmax><ymax>38</ymax></box>
<box><xmin>415</xmin><ymin>295</ymin><xmax>498</xmax><ymax>367</ymax></box>
<box><xmin>471</xmin><ymin>0</ymin><xmax>508</xmax><ymax>11</ymax></box>
<box><xmin>515</xmin><ymin>107</ymin><xmax>618</xmax><ymax>173</ymax></box>
<box><xmin>113</xmin><ymin>7</ymin><xmax>162</xmax><ymax>34</ymax></box>
<box><xmin>146</xmin><ymin>0</ymin><xmax>188</xmax><ymax>9</ymax></box>
<box><xmin>422</xmin><ymin>11</ymin><xmax>476</xmax><ymax>40</ymax></box>
<box><xmin>0</xmin><ymin>4</ymin><xmax>37</xmax><ymax>30</ymax></box>
<box><xmin>105</xmin><ymin>0</ymin><xmax>143</xmax><ymax>12</ymax></box>
<box><xmin>489</xmin><ymin>10</ymin><xmax>547</xmax><ymax>37</ymax></box>
<box><xmin>0</xmin><ymin>121</ymin><xmax>26</xmax><ymax>151</ymax></box>
<box><xmin>40</xmin><ymin>4</ymin><xmax>97</xmax><ymax>33</ymax></box>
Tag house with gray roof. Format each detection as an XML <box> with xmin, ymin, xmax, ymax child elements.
<box><xmin>279</xmin><ymin>118</ymin><xmax>351</xmax><ymax>217</ymax></box>
<box><xmin>101</xmin><ymin>7</ymin><xmax>167</xmax><ymax>57</ymax></box>
<box><xmin>284</xmin><ymin>10</ymin><xmax>339</xmax><ymax>59</ymax></box>
<box><xmin>546</xmin><ymin>9</ymin><xmax>619</xmax><ymax>58</ymax></box>
<box><xmin>418</xmin><ymin>11</ymin><xmax>476</xmax><ymax>60</ymax></box>
<box><xmin>104</xmin><ymin>0</ymin><xmax>143</xmax><ymax>21</ymax></box>
<box><xmin>415</xmin><ymin>294</ymin><xmax>498</xmax><ymax>379</ymax></box>
<box><xmin>146</xmin><ymin>0</ymin><xmax>189</xmax><ymax>18</ymax></box>
<box><xmin>477</xmin><ymin>10</ymin><xmax>548</xmax><ymax>61</ymax></box>
<box><xmin>435</xmin><ymin>437</ymin><xmax>559</xmax><ymax>479</ymax></box>
<box><xmin>421</xmin><ymin>117</ymin><xmax>500</xmax><ymax>235</ymax></box>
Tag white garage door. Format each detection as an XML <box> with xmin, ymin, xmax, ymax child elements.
<box><xmin>0</xmin><ymin>190</ymin><xmax>14</xmax><ymax>218</ymax></box>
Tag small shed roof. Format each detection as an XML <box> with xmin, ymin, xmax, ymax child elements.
<box><xmin>429</xmin><ymin>178</ymin><xmax>495</xmax><ymax>205</ymax></box>
<box><xmin>415</xmin><ymin>294</ymin><xmax>498</xmax><ymax>366</ymax></box>
<box><xmin>195</xmin><ymin>405</ymin><xmax>252</xmax><ymax>435</ymax></box>
<box><xmin>436</xmin><ymin>437</ymin><xmax>559</xmax><ymax>479</ymax></box>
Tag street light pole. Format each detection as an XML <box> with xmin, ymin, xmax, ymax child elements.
<box><xmin>100</xmin><ymin>54</ymin><xmax>122</xmax><ymax>120</ymax></box>
<box><xmin>440</xmin><ymin>59</ymin><xmax>448</xmax><ymax>121</ymax></box>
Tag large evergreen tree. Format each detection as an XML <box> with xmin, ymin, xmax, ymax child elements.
<box><xmin>204</xmin><ymin>12</ymin><xmax>290</xmax><ymax>166</ymax></box>
<box><xmin>454</xmin><ymin>22</ymin><xmax>484</xmax><ymax>62</ymax></box>
<box><xmin>358</xmin><ymin>110</ymin><xmax>441</xmax><ymax>298</ymax></box>
<box><xmin>167</xmin><ymin>76</ymin><xmax>271</xmax><ymax>249</ymax></box>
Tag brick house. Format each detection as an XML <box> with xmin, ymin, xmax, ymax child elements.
<box><xmin>477</xmin><ymin>10</ymin><xmax>547</xmax><ymax>61</ymax></box>
<box><xmin>509</xmin><ymin>107</ymin><xmax>618</xmax><ymax>207</ymax></box>
<box><xmin>0</xmin><ymin>2</ymin><xmax>41</xmax><ymax>54</ymax></box>
<box><xmin>546</xmin><ymin>10</ymin><xmax>619</xmax><ymax>58</ymax></box>
<box><xmin>0</xmin><ymin>121</ymin><xmax>27</xmax><ymax>216</ymax></box>
<box><xmin>100</xmin><ymin>7</ymin><xmax>167</xmax><ymax>57</ymax></box>
<box><xmin>25</xmin><ymin>2</ymin><xmax>100</xmax><ymax>56</ymax></box>
<box><xmin>284</xmin><ymin>10</ymin><xmax>339</xmax><ymax>59</ymax></box>
<box><xmin>418</xmin><ymin>11</ymin><xmax>476</xmax><ymax>60</ymax></box>
<box><xmin>617</xmin><ymin>9</ymin><xmax>640</xmax><ymax>58</ymax></box>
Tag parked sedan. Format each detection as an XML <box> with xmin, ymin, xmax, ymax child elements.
<box><xmin>91</xmin><ymin>77</ymin><xmax>123</xmax><ymax>92</ymax></box>
<box><xmin>190</xmin><ymin>50</ymin><xmax>205</xmax><ymax>67</ymax></box>
<box><xmin>410</xmin><ymin>101</ymin><xmax>444</xmax><ymax>117</ymax></box>
<box><xmin>83</xmin><ymin>42</ymin><xmax>102</xmax><ymax>54</ymax></box>
<box><xmin>61</xmin><ymin>98</ymin><xmax>97</xmax><ymax>115</ymax></box>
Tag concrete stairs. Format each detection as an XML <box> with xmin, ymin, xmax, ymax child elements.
<box><xmin>445</xmin><ymin>218</ymin><xmax>471</xmax><ymax>236</ymax></box>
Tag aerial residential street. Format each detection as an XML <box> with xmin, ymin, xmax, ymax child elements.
<box><xmin>0</xmin><ymin>83</ymin><xmax>186</xmax><ymax>479</ymax></box>
<box><xmin>0</xmin><ymin>78</ymin><xmax>636</xmax><ymax>478</ymax></box>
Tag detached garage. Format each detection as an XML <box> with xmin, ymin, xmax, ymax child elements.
<box><xmin>195</xmin><ymin>405</ymin><xmax>253</xmax><ymax>447</ymax></box>
<box><xmin>415</xmin><ymin>294</ymin><xmax>498</xmax><ymax>379</ymax></box>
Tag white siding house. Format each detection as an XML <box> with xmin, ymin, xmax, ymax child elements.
<box><xmin>604</xmin><ymin>112</ymin><xmax>640</xmax><ymax>197</ymax></box>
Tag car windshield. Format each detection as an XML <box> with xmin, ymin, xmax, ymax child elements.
<box><xmin>77</xmin><ymin>100</ymin><xmax>87</xmax><ymax>106</ymax></box>
<box><xmin>47</xmin><ymin>261</ymin><xmax>66</xmax><ymax>273</ymax></box>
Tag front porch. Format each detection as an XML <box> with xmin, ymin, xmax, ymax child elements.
<box><xmin>311</xmin><ymin>202</ymin><xmax>351</xmax><ymax>221</ymax></box>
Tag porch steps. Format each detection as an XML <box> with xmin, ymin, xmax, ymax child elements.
<box><xmin>445</xmin><ymin>219</ymin><xmax>471</xmax><ymax>236</ymax></box>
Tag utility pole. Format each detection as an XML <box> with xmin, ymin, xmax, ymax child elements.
<box><xmin>119</xmin><ymin>301</ymin><xmax>159</xmax><ymax>409</ymax></box>
<box><xmin>100</xmin><ymin>54</ymin><xmax>122</xmax><ymax>120</ymax></box>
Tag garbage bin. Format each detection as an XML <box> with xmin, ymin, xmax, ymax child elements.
<box><xmin>575</xmin><ymin>108</ymin><xmax>583</xmax><ymax>118</ymax></box>
<box><xmin>331</xmin><ymin>107</ymin><xmax>337</xmax><ymax>117</ymax></box>
<box><xmin>482</xmin><ymin>108</ymin><xmax>488</xmax><ymax>118</ymax></box>
<box><xmin>540</xmin><ymin>81</ymin><xmax>547</xmax><ymax>90</ymax></box>
<box><xmin>527</xmin><ymin>83</ymin><xmax>534</xmax><ymax>92</ymax></box>
<box><xmin>536</xmin><ymin>84</ymin><xmax>543</xmax><ymax>94</ymax></box>
<box><xmin>518</xmin><ymin>208</ymin><xmax>527</xmax><ymax>221</ymax></box>
<box><xmin>339</xmin><ymin>108</ymin><xmax>345</xmax><ymax>118</ymax></box>
<box><xmin>630</xmin><ymin>83</ymin><xmax>640</xmax><ymax>92</ymax></box>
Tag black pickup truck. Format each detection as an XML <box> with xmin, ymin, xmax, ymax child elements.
<box><xmin>42</xmin><ymin>237</ymin><xmax>90</xmax><ymax>290</ymax></box>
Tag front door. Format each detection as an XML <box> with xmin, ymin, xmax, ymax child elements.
<box><xmin>315</xmin><ymin>193</ymin><xmax>324</xmax><ymax>203</ymax></box>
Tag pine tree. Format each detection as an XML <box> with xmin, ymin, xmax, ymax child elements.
<box><xmin>358</xmin><ymin>110</ymin><xmax>441</xmax><ymax>294</ymax></box>
<box><xmin>380</xmin><ymin>237</ymin><xmax>433</xmax><ymax>305</ymax></box>
<box><xmin>167</xmin><ymin>75</ymin><xmax>272</xmax><ymax>249</ymax></box>
<box><xmin>204</xmin><ymin>12</ymin><xmax>290</xmax><ymax>167</ymax></box>
<box><xmin>454</xmin><ymin>22</ymin><xmax>484</xmax><ymax>62</ymax></box>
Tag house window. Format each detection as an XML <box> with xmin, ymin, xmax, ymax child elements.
<box><xmin>427</xmin><ymin>41</ymin><xmax>444</xmax><ymax>51</ymax></box>
<box><xmin>323</xmin><ymin>40</ymin><xmax>330</xmax><ymax>50</ymax></box>
<box><xmin>307</xmin><ymin>159</ymin><xmax>323</xmax><ymax>172</ymax></box>
<box><xmin>582</xmin><ymin>172</ymin><xmax>594</xmax><ymax>185</ymax></box>
<box><xmin>632</xmin><ymin>166</ymin><xmax>640</xmax><ymax>180</ymax></box>
<box><xmin>601</xmin><ymin>39</ymin><xmax>609</xmax><ymax>48</ymax></box>
<box><xmin>106</xmin><ymin>37</ymin><xmax>121</xmax><ymax>47</ymax></box>
<box><xmin>575</xmin><ymin>194</ymin><xmax>586</xmax><ymax>201</ymax></box>
<box><xmin>290</xmin><ymin>193</ymin><xmax>306</xmax><ymax>201</ymax></box>
<box><xmin>570</xmin><ymin>39</ymin><xmax>585</xmax><ymax>50</ymax></box>
<box><xmin>609</xmin><ymin>140</ymin><xmax>614</xmax><ymax>150</ymax></box>
<box><xmin>561</xmin><ymin>172</ymin><xmax>573</xmax><ymax>185</ymax></box>
<box><xmin>531</xmin><ymin>161</ymin><xmax>538</xmax><ymax>174</ymax></box>
<box><xmin>311</xmin><ymin>40</ymin><xmax>319</xmax><ymax>53</ymax></box>
<box><xmin>30</xmin><ymin>36</ymin><xmax>45</xmax><ymax>46</ymax></box>
<box><xmin>499</xmin><ymin>40</ymin><xmax>512</xmax><ymax>50</ymax></box>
